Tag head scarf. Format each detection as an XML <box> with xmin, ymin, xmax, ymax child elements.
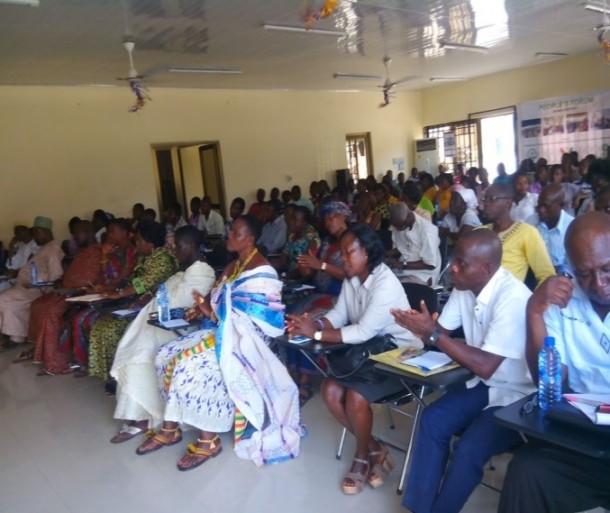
<box><xmin>320</xmin><ymin>201</ymin><xmax>351</xmax><ymax>219</ymax></box>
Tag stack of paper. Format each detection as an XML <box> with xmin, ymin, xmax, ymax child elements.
<box><xmin>564</xmin><ymin>394</ymin><xmax>610</xmax><ymax>425</ymax></box>
<box><xmin>400</xmin><ymin>351</ymin><xmax>453</xmax><ymax>371</ymax></box>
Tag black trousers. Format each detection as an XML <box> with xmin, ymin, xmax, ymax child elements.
<box><xmin>498</xmin><ymin>442</ymin><xmax>610</xmax><ymax>513</ymax></box>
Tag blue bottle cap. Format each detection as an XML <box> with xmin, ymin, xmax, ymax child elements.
<box><xmin>544</xmin><ymin>336</ymin><xmax>555</xmax><ymax>347</ymax></box>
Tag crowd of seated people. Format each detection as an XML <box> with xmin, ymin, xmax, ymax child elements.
<box><xmin>1</xmin><ymin>154</ymin><xmax>610</xmax><ymax>511</ymax></box>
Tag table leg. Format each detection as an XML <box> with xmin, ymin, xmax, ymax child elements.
<box><xmin>397</xmin><ymin>384</ymin><xmax>427</xmax><ymax>495</ymax></box>
<box><xmin>299</xmin><ymin>349</ymin><xmax>329</xmax><ymax>378</ymax></box>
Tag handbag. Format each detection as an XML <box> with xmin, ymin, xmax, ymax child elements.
<box><xmin>325</xmin><ymin>334</ymin><xmax>397</xmax><ymax>382</ymax></box>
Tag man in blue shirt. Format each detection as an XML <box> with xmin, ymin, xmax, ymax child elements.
<box><xmin>498</xmin><ymin>212</ymin><xmax>610</xmax><ymax>513</ymax></box>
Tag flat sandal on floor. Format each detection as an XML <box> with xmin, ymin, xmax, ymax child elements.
<box><xmin>341</xmin><ymin>457</ymin><xmax>370</xmax><ymax>495</ymax></box>
<box><xmin>176</xmin><ymin>435</ymin><xmax>222</xmax><ymax>472</ymax></box>
<box><xmin>135</xmin><ymin>427</ymin><xmax>182</xmax><ymax>455</ymax></box>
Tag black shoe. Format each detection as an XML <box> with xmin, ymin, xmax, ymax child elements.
<box><xmin>104</xmin><ymin>381</ymin><xmax>117</xmax><ymax>396</ymax></box>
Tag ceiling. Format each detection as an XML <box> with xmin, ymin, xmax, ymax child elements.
<box><xmin>0</xmin><ymin>0</ymin><xmax>605</xmax><ymax>91</ymax></box>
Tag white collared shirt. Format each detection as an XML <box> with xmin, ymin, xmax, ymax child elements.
<box><xmin>438</xmin><ymin>268</ymin><xmax>536</xmax><ymax>408</ymax></box>
<box><xmin>197</xmin><ymin>210</ymin><xmax>225</xmax><ymax>235</ymax></box>
<box><xmin>525</xmin><ymin>210</ymin><xmax>574</xmax><ymax>268</ymax></box>
<box><xmin>545</xmin><ymin>284</ymin><xmax>610</xmax><ymax>394</ymax></box>
<box><xmin>441</xmin><ymin>208</ymin><xmax>482</xmax><ymax>233</ymax></box>
<box><xmin>7</xmin><ymin>239</ymin><xmax>38</xmax><ymax>270</ymax></box>
<box><xmin>324</xmin><ymin>263</ymin><xmax>422</xmax><ymax>348</ymax></box>
<box><xmin>391</xmin><ymin>215</ymin><xmax>441</xmax><ymax>285</ymax></box>
<box><xmin>510</xmin><ymin>192</ymin><xmax>538</xmax><ymax>222</ymax></box>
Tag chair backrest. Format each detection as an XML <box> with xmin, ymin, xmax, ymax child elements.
<box><xmin>376</xmin><ymin>229</ymin><xmax>393</xmax><ymax>251</ymax></box>
<box><xmin>402</xmin><ymin>282</ymin><xmax>439</xmax><ymax>314</ymax></box>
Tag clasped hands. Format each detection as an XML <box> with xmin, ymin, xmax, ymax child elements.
<box><xmin>391</xmin><ymin>300</ymin><xmax>439</xmax><ymax>345</ymax></box>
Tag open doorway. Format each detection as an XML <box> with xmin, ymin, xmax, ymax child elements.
<box><xmin>151</xmin><ymin>142</ymin><xmax>226</xmax><ymax>219</ymax></box>
<box><xmin>345</xmin><ymin>132</ymin><xmax>373</xmax><ymax>180</ymax></box>
<box><xmin>471</xmin><ymin>107</ymin><xmax>517</xmax><ymax>181</ymax></box>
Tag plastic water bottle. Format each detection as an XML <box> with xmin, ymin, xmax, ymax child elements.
<box><xmin>156</xmin><ymin>284</ymin><xmax>170</xmax><ymax>323</ymax></box>
<box><xmin>30</xmin><ymin>261</ymin><xmax>38</xmax><ymax>284</ymax></box>
<box><xmin>538</xmin><ymin>336</ymin><xmax>563</xmax><ymax>410</ymax></box>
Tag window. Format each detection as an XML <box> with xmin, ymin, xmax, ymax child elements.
<box><xmin>345</xmin><ymin>132</ymin><xmax>373</xmax><ymax>180</ymax></box>
<box><xmin>424</xmin><ymin>120</ymin><xmax>479</xmax><ymax>170</ymax></box>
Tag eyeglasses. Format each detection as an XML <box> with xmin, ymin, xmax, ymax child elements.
<box><xmin>482</xmin><ymin>195</ymin><xmax>512</xmax><ymax>203</ymax></box>
<box><xmin>519</xmin><ymin>394</ymin><xmax>539</xmax><ymax>415</ymax></box>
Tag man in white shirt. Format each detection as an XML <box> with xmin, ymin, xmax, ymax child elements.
<box><xmin>525</xmin><ymin>183</ymin><xmax>574</xmax><ymax>270</ymax></box>
<box><xmin>258</xmin><ymin>200</ymin><xmax>287</xmax><ymax>255</ymax></box>
<box><xmin>392</xmin><ymin>229</ymin><xmax>535</xmax><ymax>513</ymax></box>
<box><xmin>510</xmin><ymin>174</ymin><xmax>538</xmax><ymax>222</ymax></box>
<box><xmin>499</xmin><ymin>212</ymin><xmax>610</xmax><ymax>513</ymax></box>
<box><xmin>196</xmin><ymin>196</ymin><xmax>225</xmax><ymax>236</ymax></box>
<box><xmin>7</xmin><ymin>224</ymin><xmax>38</xmax><ymax>272</ymax></box>
<box><xmin>388</xmin><ymin>202</ymin><xmax>441</xmax><ymax>285</ymax></box>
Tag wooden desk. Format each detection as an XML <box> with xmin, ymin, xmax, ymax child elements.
<box><xmin>494</xmin><ymin>395</ymin><xmax>610</xmax><ymax>460</ymax></box>
<box><xmin>374</xmin><ymin>362</ymin><xmax>474</xmax><ymax>494</ymax></box>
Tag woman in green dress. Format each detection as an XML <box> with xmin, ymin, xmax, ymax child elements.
<box><xmin>88</xmin><ymin>221</ymin><xmax>178</xmax><ymax>393</ymax></box>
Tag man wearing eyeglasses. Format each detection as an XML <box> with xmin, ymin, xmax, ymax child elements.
<box><xmin>481</xmin><ymin>184</ymin><xmax>555</xmax><ymax>286</ymax></box>
<box><xmin>498</xmin><ymin>212</ymin><xmax>610</xmax><ymax>513</ymax></box>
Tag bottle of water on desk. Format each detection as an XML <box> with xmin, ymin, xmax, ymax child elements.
<box><xmin>30</xmin><ymin>261</ymin><xmax>38</xmax><ymax>285</ymax></box>
<box><xmin>156</xmin><ymin>284</ymin><xmax>170</xmax><ymax>324</ymax></box>
<box><xmin>538</xmin><ymin>336</ymin><xmax>562</xmax><ymax>410</ymax></box>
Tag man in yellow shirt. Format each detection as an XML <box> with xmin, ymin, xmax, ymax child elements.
<box><xmin>434</xmin><ymin>173</ymin><xmax>453</xmax><ymax>218</ymax></box>
<box><xmin>481</xmin><ymin>184</ymin><xmax>555</xmax><ymax>286</ymax></box>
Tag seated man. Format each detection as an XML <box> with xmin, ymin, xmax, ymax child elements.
<box><xmin>196</xmin><ymin>196</ymin><xmax>225</xmax><ymax>236</ymax></box>
<box><xmin>0</xmin><ymin>223</ymin><xmax>38</xmax><ymax>293</ymax></box>
<box><xmin>247</xmin><ymin>188</ymin><xmax>266</xmax><ymax>221</ymax></box>
<box><xmin>392</xmin><ymin>229</ymin><xmax>536</xmax><ymax>513</ymax></box>
<box><xmin>224</xmin><ymin>197</ymin><xmax>245</xmax><ymax>238</ymax></box>
<box><xmin>388</xmin><ymin>202</ymin><xmax>440</xmax><ymax>285</ymax></box>
<box><xmin>498</xmin><ymin>212</ymin><xmax>610</xmax><ymax>513</ymax></box>
<box><xmin>482</xmin><ymin>184</ymin><xmax>555</xmax><ymax>285</ymax></box>
<box><xmin>526</xmin><ymin>183</ymin><xmax>574</xmax><ymax>271</ymax></box>
<box><xmin>0</xmin><ymin>216</ymin><xmax>64</xmax><ymax>350</ymax></box>
<box><xmin>258</xmin><ymin>199</ymin><xmax>287</xmax><ymax>255</ymax></box>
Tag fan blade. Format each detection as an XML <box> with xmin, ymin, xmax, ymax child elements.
<box><xmin>141</xmin><ymin>64</ymin><xmax>171</xmax><ymax>79</ymax></box>
<box><xmin>392</xmin><ymin>75</ymin><xmax>417</xmax><ymax>86</ymax></box>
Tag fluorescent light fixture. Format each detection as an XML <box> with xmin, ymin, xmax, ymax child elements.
<box><xmin>583</xmin><ymin>2</ymin><xmax>610</xmax><ymax>14</ymax></box>
<box><xmin>535</xmin><ymin>52</ymin><xmax>568</xmax><ymax>60</ymax></box>
<box><xmin>263</xmin><ymin>23</ymin><xmax>346</xmax><ymax>37</ymax></box>
<box><xmin>439</xmin><ymin>40</ymin><xmax>489</xmax><ymax>54</ymax></box>
<box><xmin>169</xmin><ymin>67</ymin><xmax>242</xmax><ymax>75</ymax></box>
<box><xmin>429</xmin><ymin>77</ymin><xmax>467</xmax><ymax>82</ymax></box>
<box><xmin>333</xmin><ymin>73</ymin><xmax>383</xmax><ymax>80</ymax></box>
<box><xmin>0</xmin><ymin>0</ymin><xmax>39</xmax><ymax>5</ymax></box>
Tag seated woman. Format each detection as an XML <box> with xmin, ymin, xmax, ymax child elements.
<box><xmin>58</xmin><ymin>218</ymin><xmax>137</xmax><ymax>372</ymax></box>
<box><xmin>287</xmin><ymin>201</ymin><xmax>349</xmax><ymax>406</ymax></box>
<box><xmin>287</xmin><ymin>224</ymin><xmax>421</xmax><ymax>494</ymax></box>
<box><xmin>439</xmin><ymin>187</ymin><xmax>482</xmax><ymax>245</ymax></box>
<box><xmin>26</xmin><ymin>221</ymin><xmax>102</xmax><ymax>374</ymax></box>
<box><xmin>355</xmin><ymin>192</ymin><xmax>381</xmax><ymax>230</ymax></box>
<box><xmin>274</xmin><ymin>206</ymin><xmax>321</xmax><ymax>278</ymax></box>
<box><xmin>86</xmin><ymin>221</ymin><xmax>178</xmax><ymax>392</ymax></box>
<box><xmin>135</xmin><ymin>216</ymin><xmax>299</xmax><ymax>471</ymax></box>
<box><xmin>109</xmin><ymin>226</ymin><xmax>216</xmax><ymax>442</ymax></box>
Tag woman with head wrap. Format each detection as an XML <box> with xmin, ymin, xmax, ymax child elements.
<box><xmin>440</xmin><ymin>187</ymin><xmax>482</xmax><ymax>244</ymax></box>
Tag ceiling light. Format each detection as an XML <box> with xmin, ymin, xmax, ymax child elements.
<box><xmin>0</xmin><ymin>0</ymin><xmax>39</xmax><ymax>5</ymax></box>
<box><xmin>583</xmin><ymin>2</ymin><xmax>610</xmax><ymax>14</ymax></box>
<box><xmin>535</xmin><ymin>52</ymin><xmax>568</xmax><ymax>60</ymax></box>
<box><xmin>168</xmin><ymin>67</ymin><xmax>242</xmax><ymax>75</ymax></box>
<box><xmin>430</xmin><ymin>77</ymin><xmax>467</xmax><ymax>82</ymax></box>
<box><xmin>333</xmin><ymin>73</ymin><xmax>383</xmax><ymax>80</ymax></box>
<box><xmin>263</xmin><ymin>23</ymin><xmax>347</xmax><ymax>37</ymax></box>
<box><xmin>439</xmin><ymin>40</ymin><xmax>489</xmax><ymax>53</ymax></box>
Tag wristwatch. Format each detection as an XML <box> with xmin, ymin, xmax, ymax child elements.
<box><xmin>426</xmin><ymin>329</ymin><xmax>441</xmax><ymax>346</ymax></box>
<box><xmin>321</xmin><ymin>262</ymin><xmax>328</xmax><ymax>272</ymax></box>
<box><xmin>314</xmin><ymin>330</ymin><xmax>323</xmax><ymax>341</ymax></box>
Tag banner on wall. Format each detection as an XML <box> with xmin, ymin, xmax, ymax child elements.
<box><xmin>517</xmin><ymin>90</ymin><xmax>610</xmax><ymax>163</ymax></box>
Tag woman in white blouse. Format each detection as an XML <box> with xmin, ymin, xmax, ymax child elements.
<box><xmin>287</xmin><ymin>224</ymin><xmax>421</xmax><ymax>495</ymax></box>
<box><xmin>510</xmin><ymin>173</ymin><xmax>538</xmax><ymax>222</ymax></box>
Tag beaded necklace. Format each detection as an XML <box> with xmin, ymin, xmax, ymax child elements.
<box><xmin>226</xmin><ymin>248</ymin><xmax>258</xmax><ymax>284</ymax></box>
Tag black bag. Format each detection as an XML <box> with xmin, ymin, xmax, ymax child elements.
<box><xmin>325</xmin><ymin>335</ymin><xmax>397</xmax><ymax>382</ymax></box>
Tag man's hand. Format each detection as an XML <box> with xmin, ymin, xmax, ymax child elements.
<box><xmin>391</xmin><ymin>301</ymin><xmax>439</xmax><ymax>341</ymax></box>
<box><xmin>527</xmin><ymin>276</ymin><xmax>573</xmax><ymax>317</ymax></box>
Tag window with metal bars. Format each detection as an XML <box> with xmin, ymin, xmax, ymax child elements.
<box><xmin>424</xmin><ymin>120</ymin><xmax>479</xmax><ymax>170</ymax></box>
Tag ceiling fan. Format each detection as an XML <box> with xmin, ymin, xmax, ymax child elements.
<box><xmin>334</xmin><ymin>56</ymin><xmax>416</xmax><ymax>107</ymax></box>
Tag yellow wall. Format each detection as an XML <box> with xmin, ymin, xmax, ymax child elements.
<box><xmin>421</xmin><ymin>50</ymin><xmax>609</xmax><ymax>126</ymax></box>
<box><xmin>0</xmin><ymin>86</ymin><xmax>422</xmax><ymax>242</ymax></box>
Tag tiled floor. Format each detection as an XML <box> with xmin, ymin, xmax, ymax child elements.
<box><xmin>0</xmin><ymin>347</ymin><xmax>512</xmax><ymax>513</ymax></box>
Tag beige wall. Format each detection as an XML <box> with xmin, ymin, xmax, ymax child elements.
<box><xmin>421</xmin><ymin>50</ymin><xmax>609</xmax><ymax>126</ymax></box>
<box><xmin>0</xmin><ymin>86</ymin><xmax>422</xmax><ymax>242</ymax></box>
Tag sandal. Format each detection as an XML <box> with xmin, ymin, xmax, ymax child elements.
<box><xmin>110</xmin><ymin>421</ymin><xmax>151</xmax><ymax>444</ymax></box>
<box><xmin>11</xmin><ymin>349</ymin><xmax>33</xmax><ymax>362</ymax></box>
<box><xmin>135</xmin><ymin>427</ymin><xmax>183</xmax><ymax>455</ymax></box>
<box><xmin>341</xmin><ymin>457</ymin><xmax>370</xmax><ymax>495</ymax></box>
<box><xmin>298</xmin><ymin>383</ymin><xmax>314</xmax><ymax>407</ymax></box>
<box><xmin>176</xmin><ymin>435</ymin><xmax>222</xmax><ymax>472</ymax></box>
<box><xmin>367</xmin><ymin>443</ymin><xmax>395</xmax><ymax>489</ymax></box>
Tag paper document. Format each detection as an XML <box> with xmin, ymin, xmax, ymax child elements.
<box><xmin>564</xmin><ymin>394</ymin><xmax>610</xmax><ymax>425</ymax></box>
<box><xmin>291</xmin><ymin>284</ymin><xmax>316</xmax><ymax>292</ymax></box>
<box><xmin>400</xmin><ymin>350</ymin><xmax>453</xmax><ymax>371</ymax></box>
<box><xmin>66</xmin><ymin>294</ymin><xmax>105</xmax><ymax>302</ymax></box>
<box><xmin>160</xmin><ymin>319</ymin><xmax>191</xmax><ymax>329</ymax></box>
<box><xmin>113</xmin><ymin>309</ymin><xmax>141</xmax><ymax>318</ymax></box>
<box><xmin>288</xmin><ymin>335</ymin><xmax>311</xmax><ymax>344</ymax></box>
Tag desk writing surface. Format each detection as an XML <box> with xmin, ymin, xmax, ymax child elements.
<box><xmin>494</xmin><ymin>396</ymin><xmax>610</xmax><ymax>459</ymax></box>
<box><xmin>273</xmin><ymin>334</ymin><xmax>345</xmax><ymax>353</ymax></box>
<box><xmin>373</xmin><ymin>362</ymin><xmax>473</xmax><ymax>390</ymax></box>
